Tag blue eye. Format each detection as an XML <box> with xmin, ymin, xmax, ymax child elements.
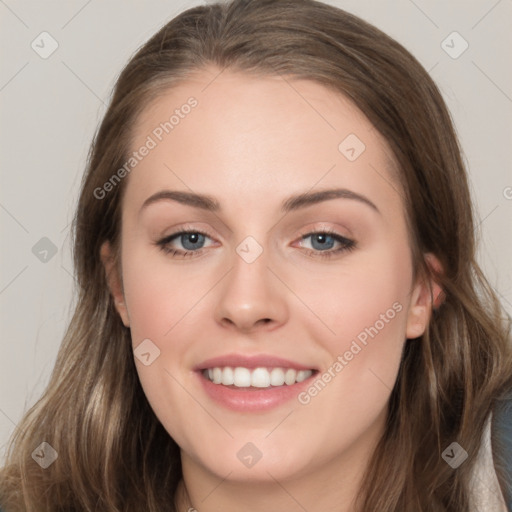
<box><xmin>156</xmin><ymin>229</ymin><xmax>356</xmax><ymax>259</ymax></box>
<box><xmin>156</xmin><ymin>229</ymin><xmax>212</xmax><ymax>258</ymax></box>
<box><xmin>298</xmin><ymin>231</ymin><xmax>356</xmax><ymax>259</ymax></box>
<box><xmin>173</xmin><ymin>232</ymin><xmax>206</xmax><ymax>251</ymax></box>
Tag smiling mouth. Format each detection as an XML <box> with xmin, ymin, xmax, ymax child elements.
<box><xmin>201</xmin><ymin>366</ymin><xmax>317</xmax><ymax>389</ymax></box>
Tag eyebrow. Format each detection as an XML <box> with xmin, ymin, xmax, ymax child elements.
<box><xmin>139</xmin><ymin>188</ymin><xmax>380</xmax><ymax>215</ymax></box>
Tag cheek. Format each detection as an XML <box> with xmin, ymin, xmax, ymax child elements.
<box><xmin>298</xmin><ymin>244</ymin><xmax>412</xmax><ymax>346</ymax></box>
<box><xmin>121</xmin><ymin>244</ymin><xmax>205</xmax><ymax>344</ymax></box>
<box><xmin>294</xmin><ymin>244</ymin><xmax>412</xmax><ymax>408</ymax></box>
<box><xmin>335</xmin><ymin>264</ymin><xmax>408</xmax><ymax>350</ymax></box>
<box><xmin>119</xmin><ymin>247</ymin><xmax>208</xmax><ymax>442</ymax></box>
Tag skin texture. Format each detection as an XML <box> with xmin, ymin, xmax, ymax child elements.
<box><xmin>101</xmin><ymin>68</ymin><xmax>440</xmax><ymax>512</ymax></box>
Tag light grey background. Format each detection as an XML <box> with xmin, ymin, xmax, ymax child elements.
<box><xmin>1</xmin><ymin>0</ymin><xmax>511</xmax><ymax>464</ymax></box>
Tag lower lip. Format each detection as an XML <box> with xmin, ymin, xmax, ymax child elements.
<box><xmin>196</xmin><ymin>371</ymin><xmax>317</xmax><ymax>412</ymax></box>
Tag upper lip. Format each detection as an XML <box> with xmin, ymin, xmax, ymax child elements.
<box><xmin>194</xmin><ymin>354</ymin><xmax>317</xmax><ymax>371</ymax></box>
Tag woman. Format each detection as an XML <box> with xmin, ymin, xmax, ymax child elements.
<box><xmin>1</xmin><ymin>0</ymin><xmax>511</xmax><ymax>510</ymax></box>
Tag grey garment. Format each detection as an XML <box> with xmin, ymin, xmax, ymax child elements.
<box><xmin>470</xmin><ymin>413</ymin><xmax>508</xmax><ymax>511</ymax></box>
<box><xmin>492</xmin><ymin>395</ymin><xmax>512</xmax><ymax>512</ymax></box>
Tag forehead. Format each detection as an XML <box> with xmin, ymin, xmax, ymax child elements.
<box><xmin>124</xmin><ymin>68</ymin><xmax>402</xmax><ymax>217</ymax></box>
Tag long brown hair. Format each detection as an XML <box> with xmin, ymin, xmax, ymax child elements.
<box><xmin>1</xmin><ymin>0</ymin><xmax>511</xmax><ymax>510</ymax></box>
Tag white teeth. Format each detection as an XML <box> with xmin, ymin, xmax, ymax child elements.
<box><xmin>212</xmin><ymin>367</ymin><xmax>222</xmax><ymax>384</ymax></box>
<box><xmin>203</xmin><ymin>366</ymin><xmax>313</xmax><ymax>388</ymax></box>
<box><xmin>296</xmin><ymin>370</ymin><xmax>310</xmax><ymax>383</ymax></box>
<box><xmin>222</xmin><ymin>366</ymin><xmax>234</xmax><ymax>385</ymax></box>
<box><xmin>270</xmin><ymin>368</ymin><xmax>285</xmax><ymax>386</ymax></box>
<box><xmin>284</xmin><ymin>368</ymin><xmax>296</xmax><ymax>385</ymax></box>
<box><xmin>233</xmin><ymin>367</ymin><xmax>252</xmax><ymax>387</ymax></box>
<box><xmin>251</xmin><ymin>368</ymin><xmax>271</xmax><ymax>388</ymax></box>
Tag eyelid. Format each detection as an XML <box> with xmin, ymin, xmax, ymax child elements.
<box><xmin>294</xmin><ymin>227</ymin><xmax>355</xmax><ymax>254</ymax></box>
<box><xmin>158</xmin><ymin>223</ymin><xmax>217</xmax><ymax>241</ymax></box>
<box><xmin>294</xmin><ymin>222</ymin><xmax>354</xmax><ymax>242</ymax></box>
<box><xmin>155</xmin><ymin>223</ymin><xmax>356</xmax><ymax>259</ymax></box>
<box><xmin>296</xmin><ymin>223</ymin><xmax>351</xmax><ymax>238</ymax></box>
<box><xmin>158</xmin><ymin>226</ymin><xmax>217</xmax><ymax>247</ymax></box>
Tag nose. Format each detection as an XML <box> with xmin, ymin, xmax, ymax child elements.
<box><xmin>214</xmin><ymin>243</ymin><xmax>289</xmax><ymax>334</ymax></box>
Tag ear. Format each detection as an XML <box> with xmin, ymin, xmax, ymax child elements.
<box><xmin>100</xmin><ymin>241</ymin><xmax>130</xmax><ymax>327</ymax></box>
<box><xmin>406</xmin><ymin>253</ymin><xmax>444</xmax><ymax>339</ymax></box>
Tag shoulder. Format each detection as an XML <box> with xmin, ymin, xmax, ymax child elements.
<box><xmin>470</xmin><ymin>406</ymin><xmax>511</xmax><ymax>512</ymax></box>
<box><xmin>492</xmin><ymin>395</ymin><xmax>512</xmax><ymax>511</ymax></box>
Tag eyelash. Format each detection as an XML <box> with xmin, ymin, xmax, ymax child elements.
<box><xmin>155</xmin><ymin>227</ymin><xmax>356</xmax><ymax>260</ymax></box>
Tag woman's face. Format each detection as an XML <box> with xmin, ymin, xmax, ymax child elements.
<box><xmin>102</xmin><ymin>68</ymin><xmax>433</xmax><ymax>486</ymax></box>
